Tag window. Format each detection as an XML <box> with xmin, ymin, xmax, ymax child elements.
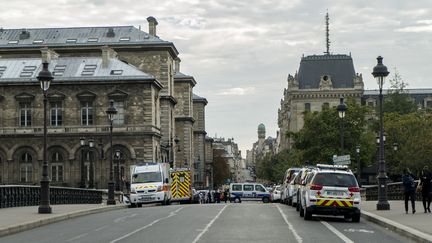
<box><xmin>81</xmin><ymin>101</ymin><xmax>93</xmax><ymax>126</ymax></box>
<box><xmin>50</xmin><ymin>102</ymin><xmax>63</xmax><ymax>126</ymax></box>
<box><xmin>53</xmin><ymin>65</ymin><xmax>66</xmax><ymax>77</ymax></box>
<box><xmin>0</xmin><ymin>66</ymin><xmax>6</xmax><ymax>78</ymax></box>
<box><xmin>51</xmin><ymin>152</ymin><xmax>64</xmax><ymax>182</ymax></box>
<box><xmin>304</xmin><ymin>103</ymin><xmax>311</xmax><ymax>112</ymax></box>
<box><xmin>66</xmin><ymin>39</ymin><xmax>77</xmax><ymax>43</ymax></box>
<box><xmin>110</xmin><ymin>70</ymin><xmax>123</xmax><ymax>75</ymax></box>
<box><xmin>322</xmin><ymin>102</ymin><xmax>329</xmax><ymax>109</ymax></box>
<box><xmin>8</xmin><ymin>40</ymin><xmax>19</xmax><ymax>44</ymax></box>
<box><xmin>255</xmin><ymin>185</ymin><xmax>266</xmax><ymax>192</ymax></box>
<box><xmin>87</xmin><ymin>38</ymin><xmax>99</xmax><ymax>43</ymax></box>
<box><xmin>81</xmin><ymin>64</ymin><xmax>97</xmax><ymax>76</ymax></box>
<box><xmin>33</xmin><ymin>39</ymin><xmax>44</xmax><ymax>44</ymax></box>
<box><xmin>119</xmin><ymin>37</ymin><xmax>130</xmax><ymax>42</ymax></box>
<box><xmin>20</xmin><ymin>102</ymin><xmax>32</xmax><ymax>127</ymax></box>
<box><xmin>426</xmin><ymin>100</ymin><xmax>432</xmax><ymax>108</ymax></box>
<box><xmin>20</xmin><ymin>153</ymin><xmax>33</xmax><ymax>183</ymax></box>
<box><xmin>312</xmin><ymin>173</ymin><xmax>357</xmax><ymax>187</ymax></box>
<box><xmin>368</xmin><ymin>101</ymin><xmax>374</xmax><ymax>107</ymax></box>
<box><xmin>232</xmin><ymin>184</ymin><xmax>242</xmax><ymax>191</ymax></box>
<box><xmin>243</xmin><ymin>184</ymin><xmax>254</xmax><ymax>191</ymax></box>
<box><xmin>113</xmin><ymin>101</ymin><xmax>124</xmax><ymax>125</ymax></box>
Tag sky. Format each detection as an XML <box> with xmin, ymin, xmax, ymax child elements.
<box><xmin>1</xmin><ymin>0</ymin><xmax>432</xmax><ymax>154</ymax></box>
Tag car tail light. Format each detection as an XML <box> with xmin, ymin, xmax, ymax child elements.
<box><xmin>349</xmin><ymin>187</ymin><xmax>360</xmax><ymax>192</ymax></box>
<box><xmin>309</xmin><ymin>184</ymin><xmax>323</xmax><ymax>190</ymax></box>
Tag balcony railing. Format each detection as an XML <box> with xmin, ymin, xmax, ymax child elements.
<box><xmin>0</xmin><ymin>125</ymin><xmax>161</xmax><ymax>135</ymax></box>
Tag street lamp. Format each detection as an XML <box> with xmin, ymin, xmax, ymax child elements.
<box><xmin>37</xmin><ymin>61</ymin><xmax>53</xmax><ymax>214</ymax></box>
<box><xmin>80</xmin><ymin>137</ymin><xmax>95</xmax><ymax>188</ymax></box>
<box><xmin>356</xmin><ymin>145</ymin><xmax>361</xmax><ymax>186</ymax></box>
<box><xmin>372</xmin><ymin>56</ymin><xmax>390</xmax><ymax>210</ymax></box>
<box><xmin>336</xmin><ymin>97</ymin><xmax>347</xmax><ymax>152</ymax></box>
<box><xmin>114</xmin><ymin>150</ymin><xmax>121</xmax><ymax>192</ymax></box>
<box><xmin>105</xmin><ymin>100</ymin><xmax>117</xmax><ymax>205</ymax></box>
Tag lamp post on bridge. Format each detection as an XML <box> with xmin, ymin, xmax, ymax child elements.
<box><xmin>336</xmin><ymin>97</ymin><xmax>347</xmax><ymax>153</ymax></box>
<box><xmin>106</xmin><ymin>100</ymin><xmax>117</xmax><ymax>205</ymax></box>
<box><xmin>372</xmin><ymin>56</ymin><xmax>390</xmax><ymax>211</ymax></box>
<box><xmin>37</xmin><ymin>61</ymin><xmax>53</xmax><ymax>214</ymax></box>
<box><xmin>80</xmin><ymin>137</ymin><xmax>95</xmax><ymax>188</ymax></box>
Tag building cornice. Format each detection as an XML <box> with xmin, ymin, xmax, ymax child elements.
<box><xmin>175</xmin><ymin>116</ymin><xmax>195</xmax><ymax>123</ymax></box>
<box><xmin>160</xmin><ymin>95</ymin><xmax>178</xmax><ymax>105</ymax></box>
<box><xmin>194</xmin><ymin>130</ymin><xmax>207</xmax><ymax>135</ymax></box>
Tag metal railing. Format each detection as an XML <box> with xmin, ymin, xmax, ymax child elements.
<box><xmin>0</xmin><ymin>185</ymin><xmax>103</xmax><ymax>209</ymax></box>
<box><xmin>361</xmin><ymin>181</ymin><xmax>422</xmax><ymax>201</ymax></box>
<box><xmin>0</xmin><ymin>125</ymin><xmax>160</xmax><ymax>135</ymax></box>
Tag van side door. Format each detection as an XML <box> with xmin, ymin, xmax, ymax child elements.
<box><xmin>243</xmin><ymin>184</ymin><xmax>254</xmax><ymax>198</ymax></box>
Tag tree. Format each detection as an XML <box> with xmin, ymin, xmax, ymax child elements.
<box><xmin>384</xmin><ymin>69</ymin><xmax>417</xmax><ymax>114</ymax></box>
<box><xmin>212</xmin><ymin>149</ymin><xmax>230</xmax><ymax>187</ymax></box>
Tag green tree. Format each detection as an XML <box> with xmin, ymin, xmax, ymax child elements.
<box><xmin>384</xmin><ymin>70</ymin><xmax>417</xmax><ymax>114</ymax></box>
<box><xmin>213</xmin><ymin>149</ymin><xmax>230</xmax><ymax>187</ymax></box>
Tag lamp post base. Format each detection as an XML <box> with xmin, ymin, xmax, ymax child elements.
<box><xmin>377</xmin><ymin>201</ymin><xmax>390</xmax><ymax>210</ymax></box>
<box><xmin>107</xmin><ymin>181</ymin><xmax>116</xmax><ymax>205</ymax></box>
<box><xmin>38</xmin><ymin>180</ymin><xmax>52</xmax><ymax>214</ymax></box>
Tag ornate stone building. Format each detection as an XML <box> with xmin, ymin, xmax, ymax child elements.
<box><xmin>192</xmin><ymin>94</ymin><xmax>208</xmax><ymax>188</ymax></box>
<box><xmin>0</xmin><ymin>17</ymin><xmax>210</xmax><ymax>188</ymax></box>
<box><xmin>277</xmin><ymin>54</ymin><xmax>364</xmax><ymax>151</ymax></box>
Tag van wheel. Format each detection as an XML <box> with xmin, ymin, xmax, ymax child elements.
<box><xmin>299</xmin><ymin>203</ymin><xmax>304</xmax><ymax>217</ymax></box>
<box><xmin>262</xmin><ymin>197</ymin><xmax>270</xmax><ymax>203</ymax></box>
<box><xmin>352</xmin><ymin>213</ymin><xmax>361</xmax><ymax>223</ymax></box>
<box><xmin>130</xmin><ymin>203</ymin><xmax>137</xmax><ymax>208</ymax></box>
<box><xmin>304</xmin><ymin>208</ymin><xmax>312</xmax><ymax>220</ymax></box>
<box><xmin>288</xmin><ymin>198</ymin><xmax>292</xmax><ymax>206</ymax></box>
<box><xmin>137</xmin><ymin>203</ymin><xmax>142</xmax><ymax>208</ymax></box>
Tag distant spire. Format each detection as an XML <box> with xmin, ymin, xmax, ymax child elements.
<box><xmin>325</xmin><ymin>10</ymin><xmax>330</xmax><ymax>55</ymax></box>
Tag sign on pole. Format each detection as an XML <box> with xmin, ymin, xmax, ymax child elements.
<box><xmin>333</xmin><ymin>154</ymin><xmax>351</xmax><ymax>165</ymax></box>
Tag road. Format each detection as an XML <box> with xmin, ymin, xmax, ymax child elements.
<box><xmin>0</xmin><ymin>201</ymin><xmax>413</xmax><ymax>243</ymax></box>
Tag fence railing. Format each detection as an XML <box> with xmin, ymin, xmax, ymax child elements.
<box><xmin>0</xmin><ymin>185</ymin><xmax>103</xmax><ymax>209</ymax></box>
<box><xmin>361</xmin><ymin>181</ymin><xmax>422</xmax><ymax>201</ymax></box>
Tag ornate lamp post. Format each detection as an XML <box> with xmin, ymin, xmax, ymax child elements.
<box><xmin>37</xmin><ymin>61</ymin><xmax>53</xmax><ymax>214</ymax></box>
<box><xmin>105</xmin><ymin>100</ymin><xmax>117</xmax><ymax>205</ymax></box>
<box><xmin>372</xmin><ymin>56</ymin><xmax>390</xmax><ymax>210</ymax></box>
<box><xmin>356</xmin><ymin>145</ymin><xmax>361</xmax><ymax>186</ymax></box>
<box><xmin>336</xmin><ymin>97</ymin><xmax>347</xmax><ymax>152</ymax></box>
<box><xmin>114</xmin><ymin>150</ymin><xmax>121</xmax><ymax>192</ymax></box>
<box><xmin>80</xmin><ymin>138</ymin><xmax>95</xmax><ymax>188</ymax></box>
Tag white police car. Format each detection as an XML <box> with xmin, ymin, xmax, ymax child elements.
<box><xmin>299</xmin><ymin>164</ymin><xmax>361</xmax><ymax>222</ymax></box>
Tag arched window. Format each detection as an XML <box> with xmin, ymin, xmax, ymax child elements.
<box><xmin>20</xmin><ymin>152</ymin><xmax>32</xmax><ymax>183</ymax></box>
<box><xmin>51</xmin><ymin>152</ymin><xmax>64</xmax><ymax>182</ymax></box>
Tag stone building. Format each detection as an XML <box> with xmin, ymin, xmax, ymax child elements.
<box><xmin>277</xmin><ymin>54</ymin><xmax>364</xmax><ymax>151</ymax></box>
<box><xmin>0</xmin><ymin>17</ymin><xmax>211</xmax><ymax>188</ymax></box>
<box><xmin>192</xmin><ymin>94</ymin><xmax>208</xmax><ymax>188</ymax></box>
<box><xmin>250</xmin><ymin>123</ymin><xmax>276</xmax><ymax>168</ymax></box>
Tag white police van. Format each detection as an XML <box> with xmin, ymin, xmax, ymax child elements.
<box><xmin>229</xmin><ymin>183</ymin><xmax>271</xmax><ymax>203</ymax></box>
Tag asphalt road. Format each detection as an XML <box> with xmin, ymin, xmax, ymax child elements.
<box><xmin>0</xmin><ymin>201</ymin><xmax>413</xmax><ymax>243</ymax></box>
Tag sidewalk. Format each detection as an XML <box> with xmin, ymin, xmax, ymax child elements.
<box><xmin>362</xmin><ymin>200</ymin><xmax>432</xmax><ymax>243</ymax></box>
<box><xmin>0</xmin><ymin>203</ymin><xmax>127</xmax><ymax>237</ymax></box>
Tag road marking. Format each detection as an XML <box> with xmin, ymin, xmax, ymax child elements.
<box><xmin>344</xmin><ymin>228</ymin><xmax>374</xmax><ymax>234</ymax></box>
<box><xmin>114</xmin><ymin>213</ymin><xmax>137</xmax><ymax>223</ymax></box>
<box><xmin>93</xmin><ymin>225</ymin><xmax>109</xmax><ymax>232</ymax></box>
<box><xmin>109</xmin><ymin>207</ymin><xmax>183</xmax><ymax>243</ymax></box>
<box><xmin>276</xmin><ymin>204</ymin><xmax>303</xmax><ymax>243</ymax></box>
<box><xmin>66</xmin><ymin>232</ymin><xmax>89</xmax><ymax>242</ymax></box>
<box><xmin>192</xmin><ymin>205</ymin><xmax>228</xmax><ymax>243</ymax></box>
<box><xmin>321</xmin><ymin>221</ymin><xmax>354</xmax><ymax>243</ymax></box>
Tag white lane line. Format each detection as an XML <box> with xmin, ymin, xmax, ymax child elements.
<box><xmin>321</xmin><ymin>221</ymin><xmax>354</xmax><ymax>243</ymax></box>
<box><xmin>93</xmin><ymin>225</ymin><xmax>109</xmax><ymax>232</ymax></box>
<box><xmin>192</xmin><ymin>204</ymin><xmax>228</xmax><ymax>243</ymax></box>
<box><xmin>66</xmin><ymin>232</ymin><xmax>89</xmax><ymax>242</ymax></box>
<box><xmin>114</xmin><ymin>213</ymin><xmax>137</xmax><ymax>223</ymax></box>
<box><xmin>109</xmin><ymin>207</ymin><xmax>183</xmax><ymax>243</ymax></box>
<box><xmin>276</xmin><ymin>204</ymin><xmax>303</xmax><ymax>243</ymax></box>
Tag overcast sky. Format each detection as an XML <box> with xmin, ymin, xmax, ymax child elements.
<box><xmin>2</xmin><ymin>0</ymin><xmax>432</xmax><ymax>154</ymax></box>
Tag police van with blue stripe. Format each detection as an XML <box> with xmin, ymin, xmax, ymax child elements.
<box><xmin>229</xmin><ymin>183</ymin><xmax>271</xmax><ymax>203</ymax></box>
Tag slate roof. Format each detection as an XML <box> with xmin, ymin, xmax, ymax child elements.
<box><xmin>192</xmin><ymin>93</ymin><xmax>208</xmax><ymax>104</ymax></box>
<box><xmin>297</xmin><ymin>54</ymin><xmax>356</xmax><ymax>89</ymax></box>
<box><xmin>0</xmin><ymin>57</ymin><xmax>154</xmax><ymax>84</ymax></box>
<box><xmin>0</xmin><ymin>26</ymin><xmax>174</xmax><ymax>49</ymax></box>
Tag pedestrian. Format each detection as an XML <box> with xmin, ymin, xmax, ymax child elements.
<box><xmin>419</xmin><ymin>165</ymin><xmax>431</xmax><ymax>213</ymax></box>
<box><xmin>402</xmin><ymin>168</ymin><xmax>416</xmax><ymax>214</ymax></box>
<box><xmin>215</xmin><ymin>189</ymin><xmax>221</xmax><ymax>203</ymax></box>
<box><xmin>223</xmin><ymin>189</ymin><xmax>228</xmax><ymax>203</ymax></box>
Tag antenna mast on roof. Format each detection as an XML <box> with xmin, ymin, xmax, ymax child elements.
<box><xmin>325</xmin><ymin>10</ymin><xmax>330</xmax><ymax>55</ymax></box>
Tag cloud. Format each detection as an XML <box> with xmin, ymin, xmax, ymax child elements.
<box><xmin>395</xmin><ymin>24</ymin><xmax>432</xmax><ymax>33</ymax></box>
<box><xmin>217</xmin><ymin>87</ymin><xmax>256</xmax><ymax>96</ymax></box>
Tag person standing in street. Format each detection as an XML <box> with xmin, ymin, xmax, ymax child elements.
<box><xmin>402</xmin><ymin>168</ymin><xmax>416</xmax><ymax>214</ymax></box>
<box><xmin>419</xmin><ymin>165</ymin><xmax>431</xmax><ymax>213</ymax></box>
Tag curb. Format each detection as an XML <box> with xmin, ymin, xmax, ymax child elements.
<box><xmin>0</xmin><ymin>204</ymin><xmax>127</xmax><ymax>238</ymax></box>
<box><xmin>362</xmin><ymin>210</ymin><xmax>432</xmax><ymax>243</ymax></box>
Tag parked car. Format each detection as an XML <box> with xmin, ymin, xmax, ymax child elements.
<box><xmin>280</xmin><ymin>167</ymin><xmax>301</xmax><ymax>204</ymax></box>
<box><xmin>271</xmin><ymin>185</ymin><xmax>282</xmax><ymax>202</ymax></box>
<box><xmin>299</xmin><ymin>164</ymin><xmax>361</xmax><ymax>222</ymax></box>
<box><xmin>286</xmin><ymin>172</ymin><xmax>299</xmax><ymax>205</ymax></box>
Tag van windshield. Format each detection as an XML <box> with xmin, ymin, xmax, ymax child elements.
<box><xmin>132</xmin><ymin>172</ymin><xmax>162</xmax><ymax>183</ymax></box>
<box><xmin>312</xmin><ymin>173</ymin><xmax>357</xmax><ymax>187</ymax></box>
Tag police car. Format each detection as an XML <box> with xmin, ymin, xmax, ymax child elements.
<box><xmin>299</xmin><ymin>164</ymin><xmax>361</xmax><ymax>222</ymax></box>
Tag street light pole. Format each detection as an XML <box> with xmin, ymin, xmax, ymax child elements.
<box><xmin>372</xmin><ymin>56</ymin><xmax>390</xmax><ymax>210</ymax></box>
<box><xmin>37</xmin><ymin>61</ymin><xmax>53</xmax><ymax>214</ymax></box>
<box><xmin>88</xmin><ymin>139</ymin><xmax>95</xmax><ymax>188</ymax></box>
<box><xmin>115</xmin><ymin>150</ymin><xmax>121</xmax><ymax>192</ymax></box>
<box><xmin>356</xmin><ymin>145</ymin><xmax>361</xmax><ymax>186</ymax></box>
<box><xmin>336</xmin><ymin>97</ymin><xmax>347</xmax><ymax>153</ymax></box>
<box><xmin>106</xmin><ymin>100</ymin><xmax>117</xmax><ymax>205</ymax></box>
<box><xmin>80</xmin><ymin>137</ymin><xmax>86</xmax><ymax>188</ymax></box>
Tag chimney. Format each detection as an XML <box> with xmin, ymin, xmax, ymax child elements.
<box><xmin>174</xmin><ymin>57</ymin><xmax>181</xmax><ymax>73</ymax></box>
<box><xmin>101</xmin><ymin>46</ymin><xmax>117</xmax><ymax>68</ymax></box>
<box><xmin>147</xmin><ymin>16</ymin><xmax>158</xmax><ymax>37</ymax></box>
<box><xmin>106</xmin><ymin>27</ymin><xmax>115</xmax><ymax>38</ymax></box>
<box><xmin>40</xmin><ymin>47</ymin><xmax>58</xmax><ymax>63</ymax></box>
<box><xmin>19</xmin><ymin>29</ymin><xmax>30</xmax><ymax>40</ymax></box>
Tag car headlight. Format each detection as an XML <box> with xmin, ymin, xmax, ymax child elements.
<box><xmin>157</xmin><ymin>185</ymin><xmax>163</xmax><ymax>192</ymax></box>
<box><xmin>130</xmin><ymin>187</ymin><xmax>136</xmax><ymax>194</ymax></box>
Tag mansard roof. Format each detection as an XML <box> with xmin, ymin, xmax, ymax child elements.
<box><xmin>0</xmin><ymin>26</ymin><xmax>178</xmax><ymax>56</ymax></box>
<box><xmin>297</xmin><ymin>54</ymin><xmax>356</xmax><ymax>89</ymax></box>
<box><xmin>174</xmin><ymin>71</ymin><xmax>196</xmax><ymax>86</ymax></box>
<box><xmin>0</xmin><ymin>57</ymin><xmax>156</xmax><ymax>84</ymax></box>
